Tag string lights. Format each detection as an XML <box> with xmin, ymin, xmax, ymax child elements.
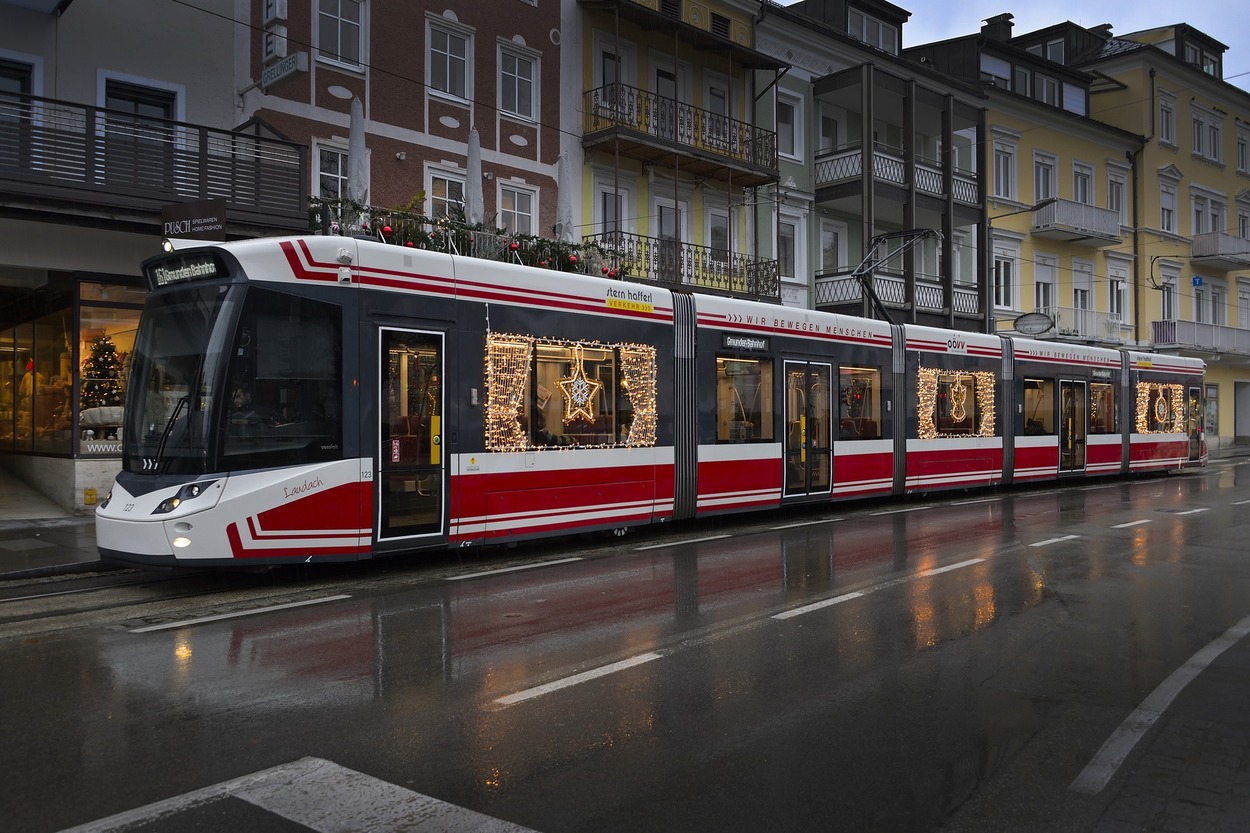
<box><xmin>917</xmin><ymin>367</ymin><xmax>997</xmax><ymax>439</ymax></box>
<box><xmin>484</xmin><ymin>332</ymin><xmax>657</xmax><ymax>451</ymax></box>
<box><xmin>1134</xmin><ymin>382</ymin><xmax>1185</xmax><ymax>433</ymax></box>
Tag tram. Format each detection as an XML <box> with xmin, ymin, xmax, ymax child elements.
<box><xmin>96</xmin><ymin>235</ymin><xmax>1206</xmax><ymax>569</ymax></box>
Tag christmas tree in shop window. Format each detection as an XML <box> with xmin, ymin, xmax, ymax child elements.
<box><xmin>81</xmin><ymin>335</ymin><xmax>124</xmax><ymax>409</ymax></box>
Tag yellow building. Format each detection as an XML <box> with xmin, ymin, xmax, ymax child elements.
<box><xmin>575</xmin><ymin>0</ymin><xmax>787</xmax><ymax>300</ymax></box>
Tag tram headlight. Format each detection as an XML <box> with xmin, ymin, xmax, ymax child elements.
<box><xmin>153</xmin><ymin>481</ymin><xmax>218</xmax><ymax>515</ymax></box>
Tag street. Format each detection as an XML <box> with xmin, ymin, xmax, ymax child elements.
<box><xmin>4</xmin><ymin>459</ymin><xmax>1250</xmax><ymax>832</ymax></box>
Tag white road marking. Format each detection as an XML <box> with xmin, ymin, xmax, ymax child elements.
<box><xmin>445</xmin><ymin>557</ymin><xmax>583</xmax><ymax>581</ymax></box>
<box><xmin>1233</xmin><ymin>499</ymin><xmax>1250</xmax><ymax>506</ymax></box>
<box><xmin>772</xmin><ymin>558</ymin><xmax>985</xmax><ymax>621</ymax></box>
<box><xmin>772</xmin><ymin>591</ymin><xmax>866</xmax><ymax>620</ymax></box>
<box><xmin>634</xmin><ymin>534</ymin><xmax>731</xmax><ymax>551</ymax></box>
<box><xmin>494</xmin><ymin>653</ymin><xmax>663</xmax><ymax>707</ymax></box>
<box><xmin>1175</xmin><ymin>508</ymin><xmax>1211</xmax><ymax>515</ymax></box>
<box><xmin>950</xmin><ymin>497</ymin><xmax>1001</xmax><ymax>506</ymax></box>
<box><xmin>919</xmin><ymin>558</ymin><xmax>986</xmax><ymax>577</ymax></box>
<box><xmin>770</xmin><ymin>518</ymin><xmax>844</xmax><ymax>530</ymax></box>
<box><xmin>57</xmin><ymin>756</ymin><xmax>538</xmax><ymax>832</ymax></box>
<box><xmin>869</xmin><ymin>505</ymin><xmax>932</xmax><ymax>516</ymax></box>
<box><xmin>1070</xmin><ymin>613</ymin><xmax>1250</xmax><ymax>795</ymax></box>
<box><xmin>1030</xmin><ymin>534</ymin><xmax>1079</xmax><ymax>547</ymax></box>
<box><xmin>128</xmin><ymin>595</ymin><xmax>352</xmax><ymax>633</ymax></box>
<box><xmin>1111</xmin><ymin>519</ymin><xmax>1152</xmax><ymax>529</ymax></box>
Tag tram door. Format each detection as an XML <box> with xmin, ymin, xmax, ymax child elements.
<box><xmin>784</xmin><ymin>361</ymin><xmax>832</xmax><ymax>496</ymax></box>
<box><xmin>1059</xmin><ymin>379</ymin><xmax>1087</xmax><ymax>472</ymax></box>
<box><xmin>1188</xmin><ymin>385</ymin><xmax>1203</xmax><ymax>460</ymax></box>
<box><xmin>378</xmin><ymin>328</ymin><xmax>445</xmax><ymax>540</ymax></box>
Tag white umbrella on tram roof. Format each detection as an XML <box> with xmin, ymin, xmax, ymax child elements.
<box><xmin>465</xmin><ymin>126</ymin><xmax>485</xmax><ymax>226</ymax></box>
<box><xmin>555</xmin><ymin>150</ymin><xmax>575</xmax><ymax>243</ymax></box>
<box><xmin>347</xmin><ymin>96</ymin><xmax>369</xmax><ymax>208</ymax></box>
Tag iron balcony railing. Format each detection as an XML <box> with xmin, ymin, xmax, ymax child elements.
<box><xmin>310</xmin><ymin>200</ymin><xmax>781</xmax><ymax>303</ymax></box>
<box><xmin>1152</xmin><ymin>319</ymin><xmax>1250</xmax><ymax>355</ymax></box>
<box><xmin>813</xmin><ymin>269</ymin><xmax>980</xmax><ymax>315</ymax></box>
<box><xmin>813</xmin><ymin>143</ymin><xmax>980</xmax><ymax>205</ymax></box>
<box><xmin>0</xmin><ymin>92</ymin><xmax>307</xmax><ymax>228</ymax></box>
<box><xmin>582</xmin><ymin>83</ymin><xmax>778</xmax><ymax>175</ymax></box>
<box><xmin>585</xmin><ymin>230</ymin><xmax>779</xmax><ymax>301</ymax></box>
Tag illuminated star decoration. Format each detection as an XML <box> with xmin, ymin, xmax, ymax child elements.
<box><xmin>558</xmin><ymin>345</ymin><xmax>603</xmax><ymax>424</ymax></box>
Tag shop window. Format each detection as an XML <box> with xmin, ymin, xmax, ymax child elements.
<box><xmin>485</xmin><ymin>333</ymin><xmax>657</xmax><ymax>450</ymax></box>
<box><xmin>716</xmin><ymin>356</ymin><xmax>774</xmax><ymax>442</ymax></box>
<box><xmin>79</xmin><ymin>289</ymin><xmax>142</xmax><ymax>456</ymax></box>
<box><xmin>838</xmin><ymin>365</ymin><xmax>882</xmax><ymax>440</ymax></box>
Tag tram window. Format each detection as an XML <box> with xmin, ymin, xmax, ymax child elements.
<box><xmin>485</xmin><ymin>333</ymin><xmax>657</xmax><ymax>450</ymax></box>
<box><xmin>716</xmin><ymin>357</ymin><xmax>774</xmax><ymax>442</ymax></box>
<box><xmin>1135</xmin><ymin>381</ymin><xmax>1185</xmax><ymax>433</ymax></box>
<box><xmin>838</xmin><ymin>365</ymin><xmax>882</xmax><ymax>440</ymax></box>
<box><xmin>917</xmin><ymin>368</ymin><xmax>997</xmax><ymax>439</ymax></box>
<box><xmin>1022</xmin><ymin>378</ymin><xmax>1054</xmax><ymax>435</ymax></box>
<box><xmin>1089</xmin><ymin>382</ymin><xmax>1117</xmax><ymax>434</ymax></box>
<box><xmin>221</xmin><ymin>289</ymin><xmax>342</xmax><ymax>468</ymax></box>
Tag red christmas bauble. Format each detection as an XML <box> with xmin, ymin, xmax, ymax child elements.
<box><xmin>569</xmin><ymin>255</ymin><xmax>578</xmax><ymax>263</ymax></box>
<box><xmin>382</xmin><ymin>225</ymin><xmax>392</xmax><ymax>235</ymax></box>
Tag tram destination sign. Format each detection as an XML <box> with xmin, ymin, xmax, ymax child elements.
<box><xmin>146</xmin><ymin>253</ymin><xmax>224</xmax><ymax>288</ymax></box>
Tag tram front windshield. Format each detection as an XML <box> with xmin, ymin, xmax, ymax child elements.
<box><xmin>123</xmin><ymin>283</ymin><xmax>238</xmax><ymax>476</ymax></box>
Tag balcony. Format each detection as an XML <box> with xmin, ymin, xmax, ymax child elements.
<box><xmin>1038</xmin><ymin>306</ymin><xmax>1125</xmax><ymax>343</ymax></box>
<box><xmin>1190</xmin><ymin>232</ymin><xmax>1250</xmax><ymax>271</ymax></box>
<box><xmin>582</xmin><ymin>84</ymin><xmax>778</xmax><ymax>187</ymax></box>
<box><xmin>1030</xmin><ymin>198</ymin><xmax>1121</xmax><ymax>247</ymax></box>
<box><xmin>1152</xmin><ymin>319</ymin><xmax>1250</xmax><ymax>355</ymax></box>
<box><xmin>0</xmin><ymin>92</ymin><xmax>308</xmax><ymax>231</ymax></box>
<box><xmin>813</xmin><ymin>144</ymin><xmax>981</xmax><ymax>205</ymax></box>
<box><xmin>584</xmin><ymin>230</ymin><xmax>779</xmax><ymax>301</ymax></box>
<box><xmin>814</xmin><ymin>269</ymin><xmax>981</xmax><ymax>317</ymax></box>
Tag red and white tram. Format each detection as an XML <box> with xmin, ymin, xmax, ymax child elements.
<box><xmin>96</xmin><ymin>235</ymin><xmax>1206</xmax><ymax>569</ymax></box>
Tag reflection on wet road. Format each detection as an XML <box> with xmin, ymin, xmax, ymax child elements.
<box><xmin>5</xmin><ymin>463</ymin><xmax>1250</xmax><ymax>832</ymax></box>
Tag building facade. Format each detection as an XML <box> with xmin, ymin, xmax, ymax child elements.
<box><xmin>0</xmin><ymin>0</ymin><xmax>305</xmax><ymax>509</ymax></box>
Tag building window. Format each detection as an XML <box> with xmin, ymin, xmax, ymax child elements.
<box><xmin>1191</xmin><ymin>192</ymin><xmax>1225</xmax><ymax>235</ymax></box>
<box><xmin>428</xmin><ymin>169</ymin><xmax>465</xmax><ymax>218</ymax></box>
<box><xmin>1035</xmin><ymin>75</ymin><xmax>1059</xmax><ymax>107</ymax></box>
<box><xmin>1034</xmin><ymin>255</ymin><xmax>1056</xmax><ymax>311</ymax></box>
<box><xmin>709</xmin><ymin>211</ymin><xmax>729</xmax><ymax>263</ymax></box>
<box><xmin>777</xmin><ymin>94</ymin><xmax>800</xmax><ymax>159</ymax></box>
<box><xmin>980</xmin><ymin>54</ymin><xmax>1010</xmax><ymax>89</ymax></box>
<box><xmin>1108</xmin><ymin>170</ymin><xmax>1126</xmax><ymax>226</ymax></box>
<box><xmin>316</xmin><ymin>144</ymin><xmax>349</xmax><ymax>200</ymax></box>
<box><xmin>1161</xmin><ymin>183</ymin><xmax>1177</xmax><ymax>233</ymax></box>
<box><xmin>993</xmin><ymin>142</ymin><xmax>1016</xmax><ymax>199</ymax></box>
<box><xmin>778</xmin><ymin>219</ymin><xmax>796</xmax><ymax>280</ymax></box>
<box><xmin>317</xmin><ymin>0</ymin><xmax>362</xmax><ymax>68</ymax></box>
<box><xmin>1073</xmin><ymin>163</ymin><xmax>1093</xmax><ymax>205</ymax></box>
<box><xmin>500</xmin><ymin>47</ymin><xmax>536</xmax><ymax>120</ymax></box>
<box><xmin>430</xmin><ymin>22</ymin><xmax>470</xmax><ymax>100</ymax></box>
<box><xmin>848</xmin><ymin>9</ymin><xmax>898</xmax><ymax>54</ymax></box>
<box><xmin>1160</xmin><ymin>268</ymin><xmax>1178</xmax><ymax>320</ymax></box>
<box><xmin>499</xmin><ymin>183</ymin><xmax>535</xmax><ymax>235</ymax></box>
<box><xmin>1013</xmin><ymin>66</ymin><xmax>1031</xmax><ymax>98</ymax></box>
<box><xmin>1109</xmin><ymin>277</ymin><xmax>1126</xmax><ymax>320</ymax></box>
<box><xmin>1192</xmin><ymin>106</ymin><xmax>1223</xmax><ymax>163</ymax></box>
<box><xmin>1159</xmin><ymin>95</ymin><xmax>1176</xmax><ymax>146</ymax></box>
<box><xmin>1034</xmin><ymin>154</ymin><xmax>1055</xmax><ymax>202</ymax></box>
<box><xmin>993</xmin><ymin>253</ymin><xmax>1015</xmax><ymax>309</ymax></box>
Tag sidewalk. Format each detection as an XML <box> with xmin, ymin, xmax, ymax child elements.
<box><xmin>0</xmin><ymin>468</ymin><xmax>102</xmax><ymax>580</ymax></box>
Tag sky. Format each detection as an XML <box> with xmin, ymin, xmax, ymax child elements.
<box><xmin>889</xmin><ymin>1</ymin><xmax>1250</xmax><ymax>93</ymax></box>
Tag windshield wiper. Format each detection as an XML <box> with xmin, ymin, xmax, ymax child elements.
<box><xmin>153</xmin><ymin>394</ymin><xmax>188</xmax><ymax>473</ymax></box>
